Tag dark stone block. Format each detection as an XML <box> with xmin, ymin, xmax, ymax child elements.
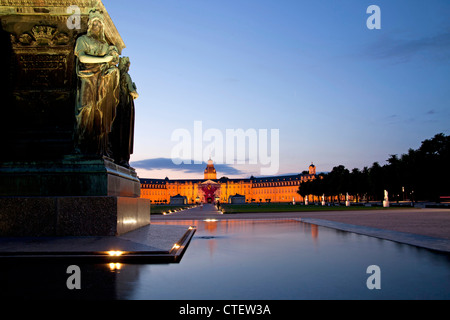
<box><xmin>56</xmin><ymin>197</ymin><xmax>118</xmax><ymax>236</ymax></box>
<box><xmin>0</xmin><ymin>197</ymin><xmax>56</xmax><ymax>237</ymax></box>
<box><xmin>0</xmin><ymin>196</ymin><xmax>150</xmax><ymax>237</ymax></box>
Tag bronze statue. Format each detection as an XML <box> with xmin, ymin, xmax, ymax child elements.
<box><xmin>74</xmin><ymin>9</ymin><xmax>120</xmax><ymax>157</ymax></box>
<box><xmin>111</xmin><ymin>57</ymin><xmax>139</xmax><ymax>167</ymax></box>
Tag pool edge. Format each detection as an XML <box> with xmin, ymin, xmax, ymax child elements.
<box><xmin>298</xmin><ymin>218</ymin><xmax>450</xmax><ymax>253</ymax></box>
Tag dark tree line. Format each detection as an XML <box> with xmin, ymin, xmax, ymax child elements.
<box><xmin>298</xmin><ymin>133</ymin><xmax>450</xmax><ymax>203</ymax></box>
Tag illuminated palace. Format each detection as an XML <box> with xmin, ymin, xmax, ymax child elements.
<box><xmin>140</xmin><ymin>160</ymin><xmax>317</xmax><ymax>204</ymax></box>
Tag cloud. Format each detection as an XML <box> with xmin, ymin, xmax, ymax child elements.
<box><xmin>364</xmin><ymin>31</ymin><xmax>450</xmax><ymax>63</ymax></box>
<box><xmin>131</xmin><ymin>157</ymin><xmax>245</xmax><ymax>176</ymax></box>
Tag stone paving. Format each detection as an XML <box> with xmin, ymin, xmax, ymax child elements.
<box><xmin>0</xmin><ymin>223</ymin><xmax>196</xmax><ymax>263</ymax></box>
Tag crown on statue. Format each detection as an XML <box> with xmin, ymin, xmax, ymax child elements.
<box><xmin>89</xmin><ymin>9</ymin><xmax>104</xmax><ymax>22</ymax></box>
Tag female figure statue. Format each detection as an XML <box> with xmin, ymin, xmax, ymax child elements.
<box><xmin>111</xmin><ymin>57</ymin><xmax>139</xmax><ymax>167</ymax></box>
<box><xmin>74</xmin><ymin>9</ymin><xmax>120</xmax><ymax>156</ymax></box>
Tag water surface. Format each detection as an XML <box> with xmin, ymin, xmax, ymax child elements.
<box><xmin>127</xmin><ymin>219</ymin><xmax>450</xmax><ymax>300</ymax></box>
<box><xmin>1</xmin><ymin>219</ymin><xmax>449</xmax><ymax>300</ymax></box>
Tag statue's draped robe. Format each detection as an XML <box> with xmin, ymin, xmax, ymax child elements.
<box><xmin>112</xmin><ymin>71</ymin><xmax>136</xmax><ymax>166</ymax></box>
<box><xmin>74</xmin><ymin>35</ymin><xmax>120</xmax><ymax>155</ymax></box>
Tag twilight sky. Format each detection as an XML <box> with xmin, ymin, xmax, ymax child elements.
<box><xmin>104</xmin><ymin>0</ymin><xmax>450</xmax><ymax>179</ymax></box>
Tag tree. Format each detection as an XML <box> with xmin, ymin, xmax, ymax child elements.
<box><xmin>349</xmin><ymin>168</ymin><xmax>365</xmax><ymax>202</ymax></box>
<box><xmin>328</xmin><ymin>165</ymin><xmax>350</xmax><ymax>203</ymax></box>
<box><xmin>297</xmin><ymin>180</ymin><xmax>312</xmax><ymax>201</ymax></box>
<box><xmin>296</xmin><ymin>133</ymin><xmax>450</xmax><ymax>203</ymax></box>
<box><xmin>368</xmin><ymin>162</ymin><xmax>385</xmax><ymax>201</ymax></box>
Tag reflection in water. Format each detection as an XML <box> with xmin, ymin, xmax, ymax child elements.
<box><xmin>311</xmin><ymin>224</ymin><xmax>319</xmax><ymax>239</ymax></box>
<box><xmin>163</xmin><ymin>219</ymin><xmax>312</xmax><ymax>257</ymax></box>
<box><xmin>109</xmin><ymin>263</ymin><xmax>122</xmax><ymax>271</ymax></box>
<box><xmin>1</xmin><ymin>219</ymin><xmax>449</xmax><ymax>300</ymax></box>
<box><xmin>131</xmin><ymin>220</ymin><xmax>450</xmax><ymax>300</ymax></box>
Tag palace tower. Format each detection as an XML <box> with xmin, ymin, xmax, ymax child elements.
<box><xmin>204</xmin><ymin>159</ymin><xmax>217</xmax><ymax>180</ymax></box>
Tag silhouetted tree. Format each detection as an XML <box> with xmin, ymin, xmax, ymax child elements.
<box><xmin>297</xmin><ymin>133</ymin><xmax>450</xmax><ymax>203</ymax></box>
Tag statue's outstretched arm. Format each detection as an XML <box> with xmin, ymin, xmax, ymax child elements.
<box><xmin>78</xmin><ymin>52</ymin><xmax>113</xmax><ymax>64</ymax></box>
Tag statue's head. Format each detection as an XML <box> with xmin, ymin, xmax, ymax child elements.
<box><xmin>87</xmin><ymin>9</ymin><xmax>106</xmax><ymax>42</ymax></box>
<box><xmin>119</xmin><ymin>56</ymin><xmax>130</xmax><ymax>72</ymax></box>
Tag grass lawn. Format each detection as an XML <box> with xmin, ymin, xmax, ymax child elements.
<box><xmin>220</xmin><ymin>203</ymin><xmax>409</xmax><ymax>214</ymax></box>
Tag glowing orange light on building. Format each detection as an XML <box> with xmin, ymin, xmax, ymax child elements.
<box><xmin>140</xmin><ymin>161</ymin><xmax>317</xmax><ymax>205</ymax></box>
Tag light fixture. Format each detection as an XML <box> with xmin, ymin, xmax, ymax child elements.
<box><xmin>107</xmin><ymin>250</ymin><xmax>124</xmax><ymax>257</ymax></box>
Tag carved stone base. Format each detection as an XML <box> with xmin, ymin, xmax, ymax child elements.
<box><xmin>0</xmin><ymin>196</ymin><xmax>150</xmax><ymax>237</ymax></box>
<box><xmin>0</xmin><ymin>155</ymin><xmax>140</xmax><ymax>198</ymax></box>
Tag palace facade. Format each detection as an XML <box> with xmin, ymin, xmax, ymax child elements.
<box><xmin>140</xmin><ymin>160</ymin><xmax>317</xmax><ymax>204</ymax></box>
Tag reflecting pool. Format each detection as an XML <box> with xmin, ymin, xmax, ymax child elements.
<box><xmin>1</xmin><ymin>219</ymin><xmax>449</xmax><ymax>300</ymax></box>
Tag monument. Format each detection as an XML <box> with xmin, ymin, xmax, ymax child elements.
<box><xmin>0</xmin><ymin>0</ymin><xmax>150</xmax><ymax>237</ymax></box>
<box><xmin>383</xmin><ymin>190</ymin><xmax>390</xmax><ymax>208</ymax></box>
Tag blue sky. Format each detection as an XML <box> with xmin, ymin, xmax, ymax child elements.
<box><xmin>104</xmin><ymin>0</ymin><xmax>450</xmax><ymax>179</ymax></box>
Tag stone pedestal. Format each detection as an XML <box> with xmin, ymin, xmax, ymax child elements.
<box><xmin>0</xmin><ymin>196</ymin><xmax>149</xmax><ymax>237</ymax></box>
<box><xmin>0</xmin><ymin>0</ymin><xmax>150</xmax><ymax>237</ymax></box>
<box><xmin>0</xmin><ymin>156</ymin><xmax>150</xmax><ymax>237</ymax></box>
<box><xmin>0</xmin><ymin>155</ymin><xmax>141</xmax><ymax>198</ymax></box>
<box><xmin>383</xmin><ymin>200</ymin><xmax>390</xmax><ymax>208</ymax></box>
